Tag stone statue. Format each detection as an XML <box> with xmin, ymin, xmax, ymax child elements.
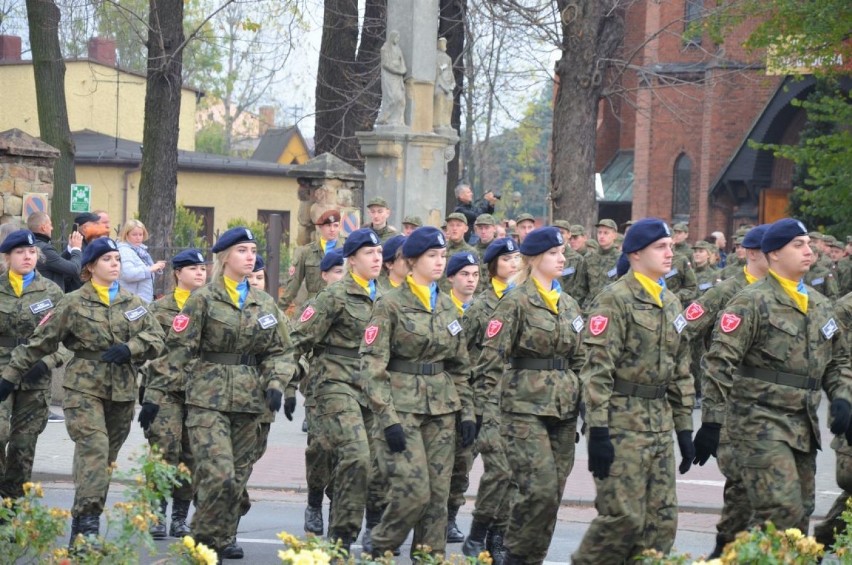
<box><xmin>433</xmin><ymin>37</ymin><xmax>455</xmax><ymax>130</ymax></box>
<box><xmin>376</xmin><ymin>31</ymin><xmax>407</xmax><ymax>127</ymax></box>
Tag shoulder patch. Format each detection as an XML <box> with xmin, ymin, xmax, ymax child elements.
<box><xmin>38</xmin><ymin>310</ymin><xmax>54</xmax><ymax>327</ymax></box>
<box><xmin>448</xmin><ymin>319</ymin><xmax>463</xmax><ymax>336</ymax></box>
<box><xmin>665</xmin><ymin>268</ymin><xmax>679</xmax><ymax>279</ymax></box>
<box><xmin>572</xmin><ymin>315</ymin><xmax>584</xmax><ymax>333</ymax></box>
<box><xmin>589</xmin><ymin>315</ymin><xmax>608</xmax><ymax>336</ymax></box>
<box><xmin>300</xmin><ymin>306</ymin><xmax>316</xmax><ymax>323</ymax></box>
<box><xmin>172</xmin><ymin>313</ymin><xmax>190</xmax><ymax>333</ymax></box>
<box><xmin>822</xmin><ymin>318</ymin><xmax>838</xmax><ymax>340</ymax></box>
<box><xmin>673</xmin><ymin>313</ymin><xmax>687</xmax><ymax>334</ymax></box>
<box><xmin>124</xmin><ymin>306</ymin><xmax>148</xmax><ymax>322</ymax></box>
<box><xmin>606</xmin><ymin>267</ymin><xmax>618</xmax><ymax>279</ymax></box>
<box><xmin>485</xmin><ymin>319</ymin><xmax>503</xmax><ymax>339</ymax></box>
<box><xmin>562</xmin><ymin>267</ymin><xmax>576</xmax><ymax>277</ymax></box>
<box><xmin>719</xmin><ymin>312</ymin><xmax>741</xmax><ymax>333</ymax></box>
<box><xmin>258</xmin><ymin>313</ymin><xmax>278</xmax><ymax>329</ymax></box>
<box><xmin>288</xmin><ymin>265</ymin><xmax>296</xmax><ymax>277</ymax></box>
<box><xmin>684</xmin><ymin>302</ymin><xmax>705</xmax><ymax>321</ymax></box>
<box><xmin>364</xmin><ymin>325</ymin><xmax>379</xmax><ymax>345</ymax></box>
<box><xmin>29</xmin><ymin>299</ymin><xmax>54</xmax><ymax>315</ymax></box>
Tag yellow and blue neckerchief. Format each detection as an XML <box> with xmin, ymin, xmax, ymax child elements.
<box><xmin>9</xmin><ymin>270</ymin><xmax>35</xmax><ymax>298</ymax></box>
<box><xmin>769</xmin><ymin>269</ymin><xmax>808</xmax><ymax>314</ymax></box>
<box><xmin>351</xmin><ymin>272</ymin><xmax>377</xmax><ymax>301</ymax></box>
<box><xmin>532</xmin><ymin>276</ymin><xmax>561</xmax><ymax>314</ymax></box>
<box><xmin>389</xmin><ymin>278</ymin><xmax>401</xmax><ymax>288</ymax></box>
<box><xmin>491</xmin><ymin>277</ymin><xmax>514</xmax><ymax>299</ymax></box>
<box><xmin>224</xmin><ymin>276</ymin><xmax>249</xmax><ymax>309</ymax></box>
<box><xmin>174</xmin><ymin>287</ymin><xmax>192</xmax><ymax>310</ymax></box>
<box><xmin>744</xmin><ymin>266</ymin><xmax>760</xmax><ymax>286</ymax></box>
<box><xmin>92</xmin><ymin>281</ymin><xmax>120</xmax><ymax>306</ymax></box>
<box><xmin>633</xmin><ymin>271</ymin><xmax>665</xmax><ymax>308</ymax></box>
<box><xmin>450</xmin><ymin>289</ymin><xmax>471</xmax><ymax>316</ymax></box>
<box><xmin>320</xmin><ymin>238</ymin><xmax>335</xmax><ymax>255</ymax></box>
<box><xmin>407</xmin><ymin>274</ymin><xmax>438</xmax><ymax>312</ymax></box>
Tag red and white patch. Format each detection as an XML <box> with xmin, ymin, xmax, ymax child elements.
<box><xmin>172</xmin><ymin>314</ymin><xmax>190</xmax><ymax>333</ymax></box>
<box><xmin>300</xmin><ymin>306</ymin><xmax>316</xmax><ymax>323</ymax></box>
<box><xmin>684</xmin><ymin>303</ymin><xmax>705</xmax><ymax>322</ymax></box>
<box><xmin>485</xmin><ymin>319</ymin><xmax>503</xmax><ymax>339</ymax></box>
<box><xmin>38</xmin><ymin>310</ymin><xmax>53</xmax><ymax>327</ymax></box>
<box><xmin>364</xmin><ymin>325</ymin><xmax>379</xmax><ymax>345</ymax></box>
<box><xmin>719</xmin><ymin>312</ymin><xmax>741</xmax><ymax>333</ymax></box>
<box><xmin>589</xmin><ymin>315</ymin><xmax>609</xmax><ymax>336</ymax></box>
<box><xmin>288</xmin><ymin>265</ymin><xmax>296</xmax><ymax>277</ymax></box>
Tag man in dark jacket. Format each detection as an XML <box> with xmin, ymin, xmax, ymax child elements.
<box><xmin>26</xmin><ymin>211</ymin><xmax>83</xmax><ymax>292</ymax></box>
<box><xmin>453</xmin><ymin>183</ymin><xmax>497</xmax><ymax>242</ymax></box>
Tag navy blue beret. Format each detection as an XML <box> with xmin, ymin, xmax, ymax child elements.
<box><xmin>761</xmin><ymin>218</ymin><xmax>808</xmax><ymax>253</ymax></box>
<box><xmin>343</xmin><ymin>228</ymin><xmax>381</xmax><ymax>258</ymax></box>
<box><xmin>402</xmin><ymin>226</ymin><xmax>446</xmax><ymax>258</ymax></box>
<box><xmin>211</xmin><ymin>226</ymin><xmax>256</xmax><ymax>253</ymax></box>
<box><xmin>171</xmin><ymin>248</ymin><xmax>207</xmax><ymax>269</ymax></box>
<box><xmin>622</xmin><ymin>218</ymin><xmax>671</xmax><ymax>254</ymax></box>
<box><xmin>447</xmin><ymin>252</ymin><xmax>479</xmax><ymax>277</ymax></box>
<box><xmin>320</xmin><ymin>248</ymin><xmax>345</xmax><ymax>272</ymax></box>
<box><xmin>483</xmin><ymin>237</ymin><xmax>519</xmax><ymax>264</ymax></box>
<box><xmin>253</xmin><ymin>255</ymin><xmax>265</xmax><ymax>272</ymax></box>
<box><xmin>519</xmin><ymin>227</ymin><xmax>564</xmax><ymax>256</ymax></box>
<box><xmin>741</xmin><ymin>224</ymin><xmax>769</xmax><ymax>249</ymax></box>
<box><xmin>81</xmin><ymin>237</ymin><xmax>119</xmax><ymax>265</ymax></box>
<box><xmin>616</xmin><ymin>253</ymin><xmax>630</xmax><ymax>277</ymax></box>
<box><xmin>382</xmin><ymin>235</ymin><xmax>406</xmax><ymax>263</ymax></box>
<box><xmin>74</xmin><ymin>212</ymin><xmax>100</xmax><ymax>225</ymax></box>
<box><xmin>0</xmin><ymin>229</ymin><xmax>36</xmax><ymax>254</ymax></box>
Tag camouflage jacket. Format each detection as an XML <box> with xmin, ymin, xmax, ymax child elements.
<box><xmin>362</xmin><ymin>224</ymin><xmax>398</xmax><ymax>243</ymax></box>
<box><xmin>560</xmin><ymin>247</ymin><xmax>589</xmax><ymax>307</ymax></box>
<box><xmin>359</xmin><ymin>282</ymin><xmax>474</xmax><ymax>429</ymax></box>
<box><xmin>3</xmin><ymin>282</ymin><xmax>165</xmax><ymax>401</ymax></box>
<box><xmin>584</xmin><ymin>245</ymin><xmax>620</xmax><ymax>309</ymax></box>
<box><xmin>0</xmin><ymin>272</ymin><xmax>67</xmax><ymax>389</ymax></box>
<box><xmin>280</xmin><ymin>238</ymin><xmax>344</xmax><ymax>311</ymax></box>
<box><xmin>832</xmin><ymin>291</ymin><xmax>852</xmax><ymax>454</ymax></box>
<box><xmin>475</xmin><ymin>278</ymin><xmax>584</xmax><ymax>421</ymax></box>
<box><xmin>684</xmin><ymin>267</ymin><xmax>749</xmax><ymax>348</ymax></box>
<box><xmin>673</xmin><ymin>241</ymin><xmax>692</xmax><ymax>259</ymax></box>
<box><xmin>719</xmin><ymin>256</ymin><xmax>743</xmax><ymax>281</ymax></box>
<box><xmin>836</xmin><ymin>260</ymin><xmax>852</xmax><ymax>296</ymax></box>
<box><xmin>139</xmin><ymin>292</ymin><xmax>181</xmax><ymax>390</ymax></box>
<box><xmin>475</xmin><ymin>240</ymin><xmax>492</xmax><ymax>294</ymax></box>
<box><xmin>291</xmin><ymin>272</ymin><xmax>379</xmax><ymax>406</ymax></box>
<box><xmin>662</xmin><ymin>253</ymin><xmax>698</xmax><ymax>303</ymax></box>
<box><xmin>693</xmin><ymin>264</ymin><xmax>719</xmax><ymax>295</ymax></box>
<box><xmin>462</xmin><ymin>286</ymin><xmax>501</xmax><ymax>365</ymax></box>
<box><xmin>701</xmin><ymin>276</ymin><xmax>852</xmax><ymax>452</ymax></box>
<box><xmin>582</xmin><ymin>271</ymin><xmax>694</xmax><ymax>433</ymax></box>
<box><xmin>805</xmin><ymin>262</ymin><xmax>840</xmax><ymax>300</ymax></box>
<box><xmin>146</xmin><ymin>278</ymin><xmax>295</xmax><ymax>414</ymax></box>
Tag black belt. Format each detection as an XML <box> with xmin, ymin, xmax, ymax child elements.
<box><xmin>510</xmin><ymin>357</ymin><xmax>565</xmax><ymax>371</ymax></box>
<box><xmin>73</xmin><ymin>350</ymin><xmax>104</xmax><ymax>361</ymax></box>
<box><xmin>387</xmin><ymin>359</ymin><xmax>444</xmax><ymax>375</ymax></box>
<box><xmin>321</xmin><ymin>345</ymin><xmax>360</xmax><ymax>359</ymax></box>
<box><xmin>0</xmin><ymin>337</ymin><xmax>28</xmax><ymax>347</ymax></box>
<box><xmin>201</xmin><ymin>351</ymin><xmax>259</xmax><ymax>366</ymax></box>
<box><xmin>739</xmin><ymin>365</ymin><xmax>819</xmax><ymax>391</ymax></box>
<box><xmin>612</xmin><ymin>378</ymin><xmax>667</xmax><ymax>399</ymax></box>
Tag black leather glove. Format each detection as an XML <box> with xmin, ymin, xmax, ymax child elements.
<box><xmin>587</xmin><ymin>427</ymin><xmax>615</xmax><ymax>479</ymax></box>
<box><xmin>384</xmin><ymin>423</ymin><xmax>406</xmax><ymax>453</ymax></box>
<box><xmin>283</xmin><ymin>397</ymin><xmax>297</xmax><ymax>421</ymax></box>
<box><xmin>138</xmin><ymin>402</ymin><xmax>160</xmax><ymax>430</ymax></box>
<box><xmin>677</xmin><ymin>430</ymin><xmax>695</xmax><ymax>474</ymax></box>
<box><xmin>460</xmin><ymin>420</ymin><xmax>476</xmax><ymax>448</ymax></box>
<box><xmin>475</xmin><ymin>414</ymin><xmax>483</xmax><ymax>435</ymax></box>
<box><xmin>830</xmin><ymin>399</ymin><xmax>852</xmax><ymax>435</ymax></box>
<box><xmin>138</xmin><ymin>386</ymin><xmax>146</xmax><ymax>406</ymax></box>
<box><xmin>21</xmin><ymin>360</ymin><xmax>49</xmax><ymax>383</ymax></box>
<box><xmin>0</xmin><ymin>378</ymin><xmax>15</xmax><ymax>402</ymax></box>
<box><xmin>266</xmin><ymin>389</ymin><xmax>283</xmax><ymax>413</ymax></box>
<box><xmin>692</xmin><ymin>423</ymin><xmax>721</xmax><ymax>465</ymax></box>
<box><xmin>101</xmin><ymin>344</ymin><xmax>132</xmax><ymax>364</ymax></box>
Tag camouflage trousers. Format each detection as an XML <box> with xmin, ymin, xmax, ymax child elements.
<box><xmin>715</xmin><ymin>439</ymin><xmax>750</xmax><ymax>545</ymax></box>
<box><xmin>502</xmin><ymin>414</ymin><xmax>576</xmax><ymax>564</ymax></box>
<box><xmin>372</xmin><ymin>411</ymin><xmax>456</xmax><ymax>556</ymax></box>
<box><xmin>305</xmin><ymin>403</ymin><xmax>334</xmax><ymax>506</ymax></box>
<box><xmin>0</xmin><ymin>389</ymin><xmax>50</xmax><ymax>498</ymax></box>
<box><xmin>573</xmin><ymin>429</ymin><xmax>677</xmax><ymax>565</ymax></box>
<box><xmin>186</xmin><ymin>406</ymin><xmax>259</xmax><ymax>550</ymax></box>
<box><xmin>239</xmin><ymin>417</ymin><xmax>274</xmax><ymax>518</ymax></box>
<box><xmin>737</xmin><ymin>439</ymin><xmax>815</xmax><ymax>532</ymax></box>
<box><xmin>471</xmin><ymin>446</ymin><xmax>512</xmax><ymax>531</ymax></box>
<box><xmin>63</xmin><ymin>389</ymin><xmax>134</xmax><ymax>516</ymax></box>
<box><xmin>144</xmin><ymin>391</ymin><xmax>193</xmax><ymax>502</ymax></box>
<box><xmin>813</xmin><ymin>442</ymin><xmax>852</xmax><ymax>545</ymax></box>
<box><xmin>448</xmin><ymin>418</ymin><xmax>475</xmax><ymax>512</ymax></box>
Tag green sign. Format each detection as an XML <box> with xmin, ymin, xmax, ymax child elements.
<box><xmin>70</xmin><ymin>184</ymin><xmax>91</xmax><ymax>213</ymax></box>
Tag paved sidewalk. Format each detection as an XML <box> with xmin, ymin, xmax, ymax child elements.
<box><xmin>32</xmin><ymin>401</ymin><xmax>844</xmax><ymax>517</ymax></box>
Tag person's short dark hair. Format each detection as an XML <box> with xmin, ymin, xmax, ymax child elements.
<box><xmin>704</xmin><ymin>235</ymin><xmax>717</xmax><ymax>245</ymax></box>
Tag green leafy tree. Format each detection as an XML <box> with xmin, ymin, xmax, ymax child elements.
<box><xmin>195</xmin><ymin>120</ymin><xmax>228</xmax><ymax>155</ymax></box>
<box><xmin>173</xmin><ymin>202</ymin><xmax>207</xmax><ymax>248</ymax></box>
<box><xmin>226</xmin><ymin>217</ymin><xmax>267</xmax><ymax>256</ymax></box>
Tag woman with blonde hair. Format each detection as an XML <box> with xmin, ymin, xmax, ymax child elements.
<box><xmin>117</xmin><ymin>219</ymin><xmax>166</xmax><ymax>302</ymax></box>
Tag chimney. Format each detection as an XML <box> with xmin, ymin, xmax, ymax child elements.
<box><xmin>0</xmin><ymin>35</ymin><xmax>22</xmax><ymax>62</ymax></box>
<box><xmin>87</xmin><ymin>37</ymin><xmax>117</xmax><ymax>67</ymax></box>
<box><xmin>259</xmin><ymin>106</ymin><xmax>275</xmax><ymax>136</ymax></box>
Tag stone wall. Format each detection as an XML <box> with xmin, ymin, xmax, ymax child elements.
<box><xmin>0</xmin><ymin>128</ymin><xmax>58</xmax><ymax>225</ymax></box>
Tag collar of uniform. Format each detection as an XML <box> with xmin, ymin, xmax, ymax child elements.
<box><xmin>346</xmin><ymin>271</ymin><xmax>371</xmax><ymax>297</ymax></box>
<box><xmin>402</xmin><ymin>276</ymin><xmax>433</xmax><ymax>313</ymax></box>
<box><xmin>522</xmin><ymin>277</ymin><xmax>559</xmax><ymax>312</ymax></box>
<box><xmin>157</xmin><ymin>292</ymin><xmax>181</xmax><ymax>313</ymax></box>
<box><xmin>624</xmin><ymin>271</ymin><xmax>664</xmax><ymax>308</ymax></box>
<box><xmin>767</xmin><ymin>270</ymin><xmax>808</xmax><ymax>314</ymax></box>
<box><xmin>79</xmin><ymin>280</ymin><xmax>130</xmax><ymax>306</ymax></box>
<box><xmin>743</xmin><ymin>266</ymin><xmax>761</xmax><ymax>285</ymax></box>
<box><xmin>211</xmin><ymin>278</ymin><xmax>260</xmax><ymax>309</ymax></box>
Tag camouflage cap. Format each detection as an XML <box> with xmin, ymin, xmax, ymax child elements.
<box><xmin>475</xmin><ymin>213</ymin><xmax>496</xmax><ymax>226</ymax></box>
<box><xmin>595</xmin><ymin>219</ymin><xmax>618</xmax><ymax>231</ymax></box>
<box><xmin>569</xmin><ymin>224</ymin><xmax>586</xmax><ymax>236</ymax></box>
<box><xmin>692</xmin><ymin>240</ymin><xmax>715</xmax><ymax>252</ymax></box>
<box><xmin>808</xmin><ymin>231</ymin><xmax>824</xmax><ymax>240</ymax></box>
<box><xmin>826</xmin><ymin>236</ymin><xmax>843</xmax><ymax>249</ymax></box>
<box><xmin>552</xmin><ymin>220</ymin><xmax>572</xmax><ymax>231</ymax></box>
<box><xmin>734</xmin><ymin>235</ymin><xmax>745</xmax><ymax>245</ymax></box>
<box><xmin>445</xmin><ymin>212</ymin><xmax>468</xmax><ymax>224</ymax></box>
<box><xmin>367</xmin><ymin>196</ymin><xmax>389</xmax><ymax>208</ymax></box>
<box><xmin>735</xmin><ymin>226</ymin><xmax>750</xmax><ymax>238</ymax></box>
<box><xmin>672</xmin><ymin>222</ymin><xmax>689</xmax><ymax>233</ymax></box>
<box><xmin>515</xmin><ymin>213</ymin><xmax>535</xmax><ymax>224</ymax></box>
<box><xmin>847</xmin><ymin>235</ymin><xmax>852</xmax><ymax>244</ymax></box>
<box><xmin>624</xmin><ymin>220</ymin><xmax>636</xmax><ymax>227</ymax></box>
<box><xmin>402</xmin><ymin>215</ymin><xmax>422</xmax><ymax>227</ymax></box>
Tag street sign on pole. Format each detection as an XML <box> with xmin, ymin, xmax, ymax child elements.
<box><xmin>70</xmin><ymin>184</ymin><xmax>92</xmax><ymax>213</ymax></box>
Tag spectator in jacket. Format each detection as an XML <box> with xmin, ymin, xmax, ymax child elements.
<box><xmin>117</xmin><ymin>220</ymin><xmax>166</xmax><ymax>302</ymax></box>
<box><xmin>453</xmin><ymin>184</ymin><xmax>497</xmax><ymax>242</ymax></box>
<box><xmin>26</xmin><ymin>212</ymin><xmax>83</xmax><ymax>293</ymax></box>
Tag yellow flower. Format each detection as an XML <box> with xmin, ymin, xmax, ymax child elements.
<box><xmin>277</xmin><ymin>531</ymin><xmax>303</xmax><ymax>549</ymax></box>
<box><xmin>183</xmin><ymin>536</ymin><xmax>196</xmax><ymax>550</ymax></box>
<box><xmin>309</xmin><ymin>548</ymin><xmax>331</xmax><ymax>565</ymax></box>
<box><xmin>784</xmin><ymin>527</ymin><xmax>803</xmax><ymax>540</ymax></box>
<box><xmin>194</xmin><ymin>542</ymin><xmax>219</xmax><ymax>565</ymax></box>
<box><xmin>131</xmin><ymin>514</ymin><xmax>149</xmax><ymax>531</ymax></box>
<box><xmin>21</xmin><ymin>482</ymin><xmax>43</xmax><ymax>497</ymax></box>
<box><xmin>477</xmin><ymin>550</ymin><xmax>494</xmax><ymax>565</ymax></box>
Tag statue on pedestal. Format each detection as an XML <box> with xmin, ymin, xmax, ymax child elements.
<box><xmin>376</xmin><ymin>31</ymin><xmax>407</xmax><ymax>127</ymax></box>
<box><xmin>433</xmin><ymin>37</ymin><xmax>455</xmax><ymax>130</ymax></box>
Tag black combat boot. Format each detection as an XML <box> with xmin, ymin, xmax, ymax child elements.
<box><xmin>708</xmin><ymin>534</ymin><xmax>729</xmax><ymax>559</ymax></box>
<box><xmin>446</xmin><ymin>506</ymin><xmax>465</xmax><ymax>543</ymax></box>
<box><xmin>361</xmin><ymin>508</ymin><xmax>382</xmax><ymax>555</ymax></box>
<box><xmin>304</xmin><ymin>505</ymin><xmax>324</xmax><ymax>535</ymax></box>
<box><xmin>503</xmin><ymin>551</ymin><xmax>525</xmax><ymax>565</ymax></box>
<box><xmin>170</xmin><ymin>498</ymin><xmax>192</xmax><ymax>537</ymax></box>
<box><xmin>488</xmin><ymin>529</ymin><xmax>507</xmax><ymax>565</ymax></box>
<box><xmin>221</xmin><ymin>538</ymin><xmax>244</xmax><ymax>559</ymax></box>
<box><xmin>150</xmin><ymin>499</ymin><xmax>168</xmax><ymax>539</ymax></box>
<box><xmin>462</xmin><ymin>518</ymin><xmax>489</xmax><ymax>557</ymax></box>
<box><xmin>68</xmin><ymin>515</ymin><xmax>80</xmax><ymax>548</ymax></box>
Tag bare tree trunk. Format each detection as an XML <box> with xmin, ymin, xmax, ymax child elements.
<box><xmin>440</xmin><ymin>0</ymin><xmax>465</xmax><ymax>211</ymax></box>
<box><xmin>25</xmin><ymin>0</ymin><xmax>76</xmax><ymax>238</ymax></box>
<box><xmin>348</xmin><ymin>0</ymin><xmax>385</xmax><ymax>148</ymax></box>
<box><xmin>138</xmin><ymin>0</ymin><xmax>184</xmax><ymax>249</ymax></box>
<box><xmin>551</xmin><ymin>0</ymin><xmax>623</xmax><ymax>226</ymax></box>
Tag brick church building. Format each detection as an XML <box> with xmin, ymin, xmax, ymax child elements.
<box><xmin>594</xmin><ymin>0</ymin><xmax>849</xmax><ymax>239</ymax></box>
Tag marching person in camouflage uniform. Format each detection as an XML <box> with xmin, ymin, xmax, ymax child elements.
<box><xmin>442</xmin><ymin>213</ymin><xmax>478</xmax><ymax>293</ymax></box>
<box><xmin>568</xmin><ymin>225</ymin><xmax>595</xmax><ymax>258</ymax></box>
<box><xmin>695</xmin><ymin>218</ymin><xmax>852</xmax><ymax>536</ymax></box>
<box><xmin>804</xmin><ymin>242</ymin><xmax>840</xmax><ymax>300</ymax></box>
<box><xmin>662</xmin><ymin>248</ymin><xmax>698</xmax><ymax>303</ymax></box>
<box><xmin>378</xmin><ymin>235</ymin><xmax>407</xmax><ymax>293</ymax></box>
<box><xmin>364</xmin><ymin>197</ymin><xmax>399</xmax><ymax>243</ymax></box>
<box><xmin>290</xmin><ymin>229</ymin><xmax>386</xmax><ymax>552</ymax></box>
<box><xmin>143</xmin><ymin>227</ymin><xmax>295</xmax><ymax>560</ymax></box>
<box><xmin>360</xmin><ymin>226</ymin><xmax>476</xmax><ymax>558</ymax></box>
<box><xmin>671</xmin><ymin>223</ymin><xmax>691</xmax><ymax>258</ymax></box>
<box><xmin>401</xmin><ymin>216</ymin><xmax>422</xmax><ymax>237</ymax></box>
<box><xmin>1</xmin><ymin>237</ymin><xmax>165</xmax><ymax>545</ymax></box>
<box><xmin>280</xmin><ymin>210</ymin><xmax>344</xmax><ymax>314</ymax></box>
<box><xmin>141</xmin><ymin>248</ymin><xmax>208</xmax><ymax>540</ymax></box>
<box><xmin>682</xmin><ymin>225</ymin><xmax>769</xmax><ymax>557</ymax></box>
<box><xmin>574</xmin><ymin>218</ymin><xmax>696</xmax><ymax>564</ymax></box>
<box><xmin>0</xmin><ymin>230</ymin><xmax>66</xmax><ymax>501</ymax></box>
<box><xmin>691</xmin><ymin>241</ymin><xmax>718</xmax><ymax>295</ymax></box>
<box><xmin>583</xmin><ymin>219</ymin><xmax>620</xmax><ymax>309</ymax></box>
<box><xmin>461</xmin><ymin>238</ymin><xmax>520</xmax><ymax>563</ymax></box>
<box><xmin>514</xmin><ymin>214</ymin><xmax>536</xmax><ymax>244</ymax></box>
<box><xmin>473</xmin><ymin>214</ymin><xmax>498</xmax><ymax>293</ymax></box>
<box><xmin>554</xmin><ymin>221</ymin><xmax>589</xmax><ymax>307</ymax></box>
<box><xmin>474</xmin><ymin>227</ymin><xmax>584</xmax><ymax>565</ymax></box>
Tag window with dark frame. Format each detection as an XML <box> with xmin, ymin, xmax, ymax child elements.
<box><xmin>684</xmin><ymin>0</ymin><xmax>703</xmax><ymax>45</ymax></box>
<box><xmin>185</xmin><ymin>206</ymin><xmax>214</xmax><ymax>246</ymax></box>
<box><xmin>673</xmin><ymin>154</ymin><xmax>692</xmax><ymax>221</ymax></box>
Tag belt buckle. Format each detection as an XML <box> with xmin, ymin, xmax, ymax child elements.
<box><xmin>239</xmin><ymin>354</ymin><xmax>251</xmax><ymax>365</ymax></box>
<box><xmin>808</xmin><ymin>377</ymin><xmax>819</xmax><ymax>391</ymax></box>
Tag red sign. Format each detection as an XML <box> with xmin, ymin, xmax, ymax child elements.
<box><xmin>364</xmin><ymin>325</ymin><xmax>379</xmax><ymax>345</ymax></box>
<box><xmin>589</xmin><ymin>315</ymin><xmax>608</xmax><ymax>336</ymax></box>
<box><xmin>719</xmin><ymin>312</ymin><xmax>742</xmax><ymax>333</ymax></box>
<box><xmin>684</xmin><ymin>303</ymin><xmax>705</xmax><ymax>322</ymax></box>
<box><xmin>172</xmin><ymin>314</ymin><xmax>190</xmax><ymax>333</ymax></box>
<box><xmin>300</xmin><ymin>306</ymin><xmax>315</xmax><ymax>323</ymax></box>
<box><xmin>485</xmin><ymin>319</ymin><xmax>503</xmax><ymax>339</ymax></box>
